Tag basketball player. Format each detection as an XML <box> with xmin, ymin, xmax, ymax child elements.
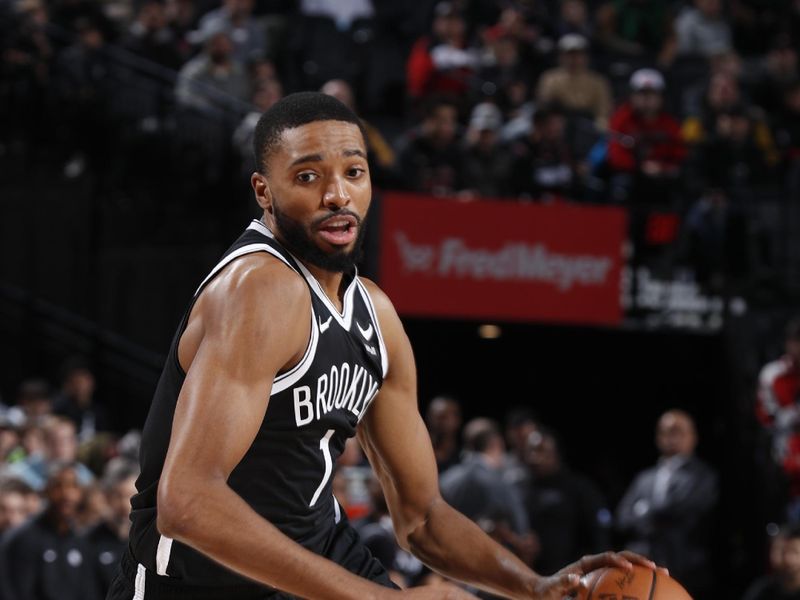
<box><xmin>108</xmin><ymin>92</ymin><xmax>658</xmax><ymax>600</ymax></box>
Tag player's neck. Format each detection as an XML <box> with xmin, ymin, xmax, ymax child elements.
<box><xmin>302</xmin><ymin>261</ymin><xmax>347</xmax><ymax>310</ymax></box>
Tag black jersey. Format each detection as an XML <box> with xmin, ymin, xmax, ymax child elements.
<box><xmin>128</xmin><ymin>220</ymin><xmax>388</xmax><ymax>588</ymax></box>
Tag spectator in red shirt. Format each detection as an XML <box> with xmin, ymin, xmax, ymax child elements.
<box><xmin>406</xmin><ymin>2</ymin><xmax>478</xmax><ymax>102</ymax></box>
<box><xmin>607</xmin><ymin>68</ymin><xmax>686</xmax><ymax>203</ymax></box>
<box><xmin>757</xmin><ymin>317</ymin><xmax>800</xmax><ymax>522</ymax></box>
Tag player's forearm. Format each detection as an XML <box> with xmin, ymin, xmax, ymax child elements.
<box><xmin>405</xmin><ymin>498</ymin><xmax>538</xmax><ymax>600</ymax></box>
<box><xmin>158</xmin><ymin>478</ymin><xmax>390</xmax><ymax>600</ymax></box>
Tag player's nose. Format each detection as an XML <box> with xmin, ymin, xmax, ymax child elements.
<box><xmin>322</xmin><ymin>176</ymin><xmax>350</xmax><ymax>209</ymax></box>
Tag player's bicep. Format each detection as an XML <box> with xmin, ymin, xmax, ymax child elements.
<box><xmin>161</xmin><ymin>263</ymin><xmax>309</xmax><ymax>494</ymax></box>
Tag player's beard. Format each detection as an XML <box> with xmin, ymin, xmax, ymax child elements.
<box><xmin>272</xmin><ymin>201</ymin><xmax>366</xmax><ymax>273</ymax></box>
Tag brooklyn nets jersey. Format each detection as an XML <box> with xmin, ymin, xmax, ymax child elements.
<box><xmin>128</xmin><ymin>219</ymin><xmax>388</xmax><ymax>587</ymax></box>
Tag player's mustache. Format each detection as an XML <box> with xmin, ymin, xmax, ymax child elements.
<box><xmin>311</xmin><ymin>209</ymin><xmax>362</xmax><ymax>228</ymax></box>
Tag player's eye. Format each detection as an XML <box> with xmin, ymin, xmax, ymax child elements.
<box><xmin>296</xmin><ymin>171</ymin><xmax>318</xmax><ymax>183</ymax></box>
<box><xmin>346</xmin><ymin>167</ymin><xmax>365</xmax><ymax>178</ymax></box>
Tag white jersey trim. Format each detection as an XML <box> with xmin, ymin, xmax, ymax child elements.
<box><xmin>193</xmin><ymin>242</ymin><xmax>294</xmax><ymax>296</ymax></box>
<box><xmin>333</xmin><ymin>497</ymin><xmax>342</xmax><ymax>523</ymax></box>
<box><xmin>156</xmin><ymin>534</ymin><xmax>173</xmax><ymax>576</ymax></box>
<box><xmin>249</xmin><ymin>220</ymin><xmax>359</xmax><ymax>330</ymax></box>
<box><xmin>356</xmin><ymin>280</ymin><xmax>389</xmax><ymax>378</ymax></box>
<box><xmin>133</xmin><ymin>563</ymin><xmax>146</xmax><ymax>600</ymax></box>
<box><xmin>271</xmin><ymin>303</ymin><xmax>319</xmax><ymax>395</ymax></box>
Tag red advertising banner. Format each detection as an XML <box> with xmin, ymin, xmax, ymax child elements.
<box><xmin>378</xmin><ymin>192</ymin><xmax>628</xmax><ymax>326</ymax></box>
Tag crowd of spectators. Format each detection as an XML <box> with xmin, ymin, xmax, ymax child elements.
<box><xmin>0</xmin><ymin>358</ymin><xmax>142</xmax><ymax>600</ymax></box>
<box><xmin>1</xmin><ymin>0</ymin><xmax>798</xmax><ymax>267</ymax></box>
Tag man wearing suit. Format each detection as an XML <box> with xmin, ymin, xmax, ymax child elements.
<box><xmin>616</xmin><ymin>410</ymin><xmax>718</xmax><ymax>597</ymax></box>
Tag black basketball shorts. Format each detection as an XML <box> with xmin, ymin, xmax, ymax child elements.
<box><xmin>106</xmin><ymin>522</ymin><xmax>398</xmax><ymax>600</ymax></box>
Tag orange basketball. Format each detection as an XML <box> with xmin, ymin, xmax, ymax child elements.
<box><xmin>575</xmin><ymin>565</ymin><xmax>693</xmax><ymax>600</ymax></box>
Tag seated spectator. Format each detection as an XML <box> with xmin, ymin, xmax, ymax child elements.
<box><xmin>76</xmin><ymin>483</ymin><xmax>108</xmax><ymax>531</ymax></box>
<box><xmin>759</xmin><ymin>318</ymin><xmax>800</xmax><ymax>521</ymax></box>
<box><xmin>684</xmin><ymin>73</ymin><xmax>780</xmax><ymax>175</ymax></box>
<box><xmin>554</xmin><ymin>0</ymin><xmax>593</xmax><ymax>41</ymax></box>
<box><xmin>320</xmin><ymin>78</ymin><xmax>397</xmax><ymax>185</ymax></box>
<box><xmin>175</xmin><ymin>24</ymin><xmax>249</xmax><ymax>114</ymax></box>
<box><xmin>232</xmin><ymin>77</ymin><xmax>284</xmax><ymax>174</ymax></box>
<box><xmin>5</xmin><ymin>378</ymin><xmax>53</xmax><ymax>427</ymax></box>
<box><xmin>122</xmin><ymin>0</ymin><xmax>182</xmax><ymax>70</ymax></box>
<box><xmin>476</xmin><ymin>29</ymin><xmax>533</xmax><ymax>113</ymax></box>
<box><xmin>53</xmin><ymin>17</ymin><xmax>116</xmax><ymax>178</ymax></box>
<box><xmin>607</xmin><ymin>69</ymin><xmax>686</xmax><ymax>203</ymax></box>
<box><xmin>509</xmin><ymin>105</ymin><xmax>578</xmax><ymax>200</ymax></box>
<box><xmin>503</xmin><ymin>408</ymin><xmax>540</xmax><ymax>489</ymax></box>
<box><xmin>595</xmin><ymin>0</ymin><xmax>677</xmax><ymax>66</ymax></box>
<box><xmin>396</xmin><ymin>97</ymin><xmax>464</xmax><ymax>196</ymax></box>
<box><xmin>0</xmin><ymin>463</ymin><xmax>93</xmax><ymax>600</ymax></box>
<box><xmin>195</xmin><ymin>0</ymin><xmax>266</xmax><ymax>63</ymax></box>
<box><xmin>0</xmin><ymin>418</ymin><xmax>21</xmax><ymax>463</ymax></box>
<box><xmin>616</xmin><ymin>410</ymin><xmax>718</xmax><ymax>598</ymax></box>
<box><xmin>440</xmin><ymin>418</ymin><xmax>533</xmax><ymax>562</ymax></box>
<box><xmin>751</xmin><ymin>36</ymin><xmax>798</xmax><ymax>117</ymax></box>
<box><xmin>407</xmin><ymin>2</ymin><xmax>478</xmax><ymax>101</ymax></box>
<box><xmin>674</xmin><ymin>0</ymin><xmax>732</xmax><ymax>58</ymax></box>
<box><xmin>424</xmin><ymin>395</ymin><xmax>462</xmax><ymax>474</ymax></box>
<box><xmin>5</xmin><ymin>417</ymin><xmax>94</xmax><ymax>491</ymax></box>
<box><xmin>86</xmin><ymin>462</ymin><xmax>139</xmax><ymax>600</ymax></box>
<box><xmin>697</xmin><ymin>106</ymin><xmax>777</xmax><ymax>191</ymax></box>
<box><xmin>460</xmin><ymin>102</ymin><xmax>513</xmax><ymax>197</ymax></box>
<box><xmin>522</xmin><ymin>428</ymin><xmax>612</xmax><ymax>576</ymax></box>
<box><xmin>729</xmin><ymin>0</ymin><xmax>786</xmax><ymax>57</ymax></box>
<box><xmin>682</xmin><ymin>187</ymin><xmax>750</xmax><ymax>286</ymax></box>
<box><xmin>744</xmin><ymin>523</ymin><xmax>800</xmax><ymax>600</ymax></box>
<box><xmin>536</xmin><ymin>34</ymin><xmax>613</xmax><ymax>130</ymax></box>
<box><xmin>53</xmin><ymin>358</ymin><xmax>108</xmax><ymax>441</ymax></box>
<box><xmin>0</xmin><ymin>479</ymin><xmax>33</xmax><ymax>535</ymax></box>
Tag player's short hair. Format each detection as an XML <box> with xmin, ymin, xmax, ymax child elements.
<box><xmin>252</xmin><ymin>91</ymin><xmax>365</xmax><ymax>174</ymax></box>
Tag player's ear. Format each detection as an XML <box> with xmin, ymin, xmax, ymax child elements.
<box><xmin>251</xmin><ymin>172</ymin><xmax>274</xmax><ymax>215</ymax></box>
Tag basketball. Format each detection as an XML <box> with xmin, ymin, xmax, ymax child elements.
<box><xmin>575</xmin><ymin>565</ymin><xmax>693</xmax><ymax>600</ymax></box>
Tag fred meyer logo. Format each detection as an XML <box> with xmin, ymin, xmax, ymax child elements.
<box><xmin>394</xmin><ymin>232</ymin><xmax>613</xmax><ymax>292</ymax></box>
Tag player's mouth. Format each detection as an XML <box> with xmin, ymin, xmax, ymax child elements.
<box><xmin>316</xmin><ymin>214</ymin><xmax>358</xmax><ymax>246</ymax></box>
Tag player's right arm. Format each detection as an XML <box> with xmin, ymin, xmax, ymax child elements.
<box><xmin>155</xmin><ymin>256</ymin><xmax>456</xmax><ymax>600</ymax></box>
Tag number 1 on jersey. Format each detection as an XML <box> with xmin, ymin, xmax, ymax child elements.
<box><xmin>309</xmin><ymin>429</ymin><xmax>335</xmax><ymax>507</ymax></box>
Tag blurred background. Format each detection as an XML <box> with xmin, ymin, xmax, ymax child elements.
<box><xmin>1</xmin><ymin>0</ymin><xmax>800</xmax><ymax>598</ymax></box>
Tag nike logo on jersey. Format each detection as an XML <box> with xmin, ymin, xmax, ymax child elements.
<box><xmin>364</xmin><ymin>344</ymin><xmax>377</xmax><ymax>356</ymax></box>
<box><xmin>356</xmin><ymin>321</ymin><xmax>374</xmax><ymax>341</ymax></box>
<box><xmin>319</xmin><ymin>315</ymin><xmax>332</xmax><ymax>333</ymax></box>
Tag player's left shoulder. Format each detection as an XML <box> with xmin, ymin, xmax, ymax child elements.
<box><xmin>357</xmin><ymin>276</ymin><xmax>397</xmax><ymax>318</ymax></box>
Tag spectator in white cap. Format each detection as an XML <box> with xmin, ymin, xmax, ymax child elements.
<box><xmin>606</xmin><ymin>68</ymin><xmax>686</xmax><ymax>203</ymax></box>
<box><xmin>535</xmin><ymin>34</ymin><xmax>613</xmax><ymax>130</ymax></box>
<box><xmin>461</xmin><ymin>102</ymin><xmax>513</xmax><ymax>197</ymax></box>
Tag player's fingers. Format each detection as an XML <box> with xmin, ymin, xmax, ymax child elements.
<box><xmin>616</xmin><ymin>550</ymin><xmax>668</xmax><ymax>575</ymax></box>
<box><xmin>577</xmin><ymin>551</ymin><xmax>633</xmax><ymax>574</ymax></box>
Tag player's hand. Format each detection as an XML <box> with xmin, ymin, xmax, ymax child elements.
<box><xmin>530</xmin><ymin>551</ymin><xmax>668</xmax><ymax>599</ymax></box>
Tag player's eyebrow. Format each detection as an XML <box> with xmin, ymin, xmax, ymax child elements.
<box><xmin>289</xmin><ymin>153</ymin><xmax>323</xmax><ymax>167</ymax></box>
<box><xmin>342</xmin><ymin>148</ymin><xmax>366</xmax><ymax>159</ymax></box>
<box><xmin>289</xmin><ymin>149</ymin><xmax>365</xmax><ymax>167</ymax></box>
